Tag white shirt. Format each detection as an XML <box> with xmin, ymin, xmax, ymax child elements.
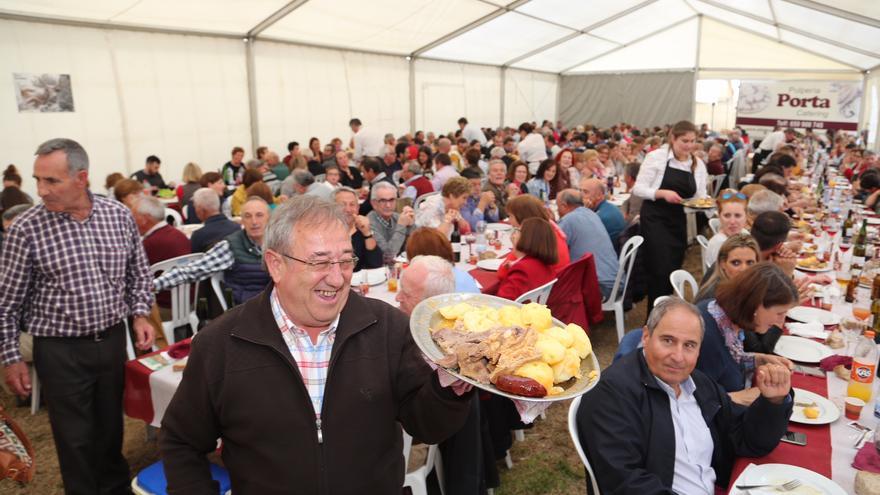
<box><xmin>431</xmin><ymin>166</ymin><xmax>460</xmax><ymax>192</ymax></box>
<box><xmin>415</xmin><ymin>194</ymin><xmax>446</xmax><ymax>231</ymax></box>
<box><xmin>632</xmin><ymin>146</ymin><xmax>708</xmax><ymax>201</ymax></box>
<box><xmin>353</xmin><ymin>126</ymin><xmax>385</xmax><ymax>163</ymax></box>
<box><xmin>758</xmin><ymin>130</ymin><xmax>786</xmax><ymax>152</ymax></box>
<box><xmin>518</xmin><ymin>133</ymin><xmax>548</xmax><ymax>174</ymax></box>
<box><xmin>462</xmin><ymin>124</ymin><xmax>487</xmax><ymax>146</ymax></box>
<box><xmin>653</xmin><ymin>373</ymin><xmax>716</xmax><ymax>495</ymax></box>
<box><xmin>705</xmin><ymin>228</ymin><xmax>749</xmax><ymax>265</ymax></box>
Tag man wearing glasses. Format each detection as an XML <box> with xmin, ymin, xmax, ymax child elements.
<box><xmin>160</xmin><ymin>196</ymin><xmax>474</xmax><ymax>494</ymax></box>
<box><xmin>367</xmin><ymin>182</ymin><xmax>414</xmax><ymax>256</ymax></box>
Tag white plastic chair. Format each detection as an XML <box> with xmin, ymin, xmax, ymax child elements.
<box><xmin>150</xmin><ymin>253</ymin><xmax>204</xmax><ymax>345</ymax></box>
<box><xmin>211</xmin><ymin>272</ymin><xmax>228</xmax><ymax>312</ymax></box>
<box><xmin>402</xmin><ymin>431</ymin><xmax>444</xmax><ymax>495</ymax></box>
<box><xmin>653</xmin><ymin>295</ymin><xmax>674</xmax><ymax>307</ymax></box>
<box><xmin>602</xmin><ymin>235</ymin><xmax>644</xmax><ymax>342</ymax></box>
<box><xmin>164</xmin><ymin>208</ymin><xmax>183</xmax><ymax>226</ymax></box>
<box><xmin>568</xmin><ymin>396</ymin><xmax>601</xmax><ymax>495</ymax></box>
<box><xmin>414</xmin><ymin>191</ymin><xmax>440</xmax><ymax>211</ymax></box>
<box><xmin>696</xmin><ymin>234</ymin><xmax>711</xmax><ymax>274</ymax></box>
<box><xmin>514</xmin><ymin>278</ymin><xmax>557</xmax><ymax>305</ymax></box>
<box><xmin>314</xmin><ymin>173</ymin><xmax>326</xmax><ymax>183</ymax></box>
<box><xmin>670</xmin><ymin>269</ymin><xmax>699</xmax><ymax>302</ymax></box>
<box><xmin>708</xmin><ymin>218</ymin><xmax>721</xmax><ymax>236</ymax></box>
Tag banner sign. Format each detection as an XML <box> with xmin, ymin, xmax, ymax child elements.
<box><xmin>736</xmin><ymin>80</ymin><xmax>861</xmax><ymax>131</ymax></box>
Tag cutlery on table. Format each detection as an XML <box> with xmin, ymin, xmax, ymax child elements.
<box><xmin>735</xmin><ymin>479</ymin><xmax>802</xmax><ymax>491</ymax></box>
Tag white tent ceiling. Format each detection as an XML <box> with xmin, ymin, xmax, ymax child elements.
<box><xmin>1</xmin><ymin>0</ymin><xmax>878</xmax><ymax>74</ymax></box>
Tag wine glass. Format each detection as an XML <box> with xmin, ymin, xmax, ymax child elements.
<box><xmin>475</xmin><ymin>220</ymin><xmax>487</xmax><ymax>236</ymax></box>
<box><xmin>853</xmin><ymin>299</ymin><xmax>872</xmax><ymax>323</ymax></box>
<box><xmin>465</xmin><ymin>233</ymin><xmax>477</xmax><ymax>262</ymax></box>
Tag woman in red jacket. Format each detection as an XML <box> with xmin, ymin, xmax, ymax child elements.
<box><xmin>492</xmin><ymin>217</ymin><xmax>558</xmax><ymax>301</ymax></box>
<box><xmin>505</xmin><ymin>194</ymin><xmax>570</xmax><ymax>272</ymax></box>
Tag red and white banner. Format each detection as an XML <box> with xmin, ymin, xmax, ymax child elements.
<box><xmin>736</xmin><ymin>80</ymin><xmax>862</xmax><ymax>131</ymax></box>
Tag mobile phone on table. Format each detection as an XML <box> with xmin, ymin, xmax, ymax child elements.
<box><xmin>780</xmin><ymin>430</ymin><xmax>807</xmax><ymax>446</ymax></box>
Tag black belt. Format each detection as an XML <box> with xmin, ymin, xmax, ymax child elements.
<box><xmin>39</xmin><ymin>321</ymin><xmax>125</xmax><ymax>342</ymax></box>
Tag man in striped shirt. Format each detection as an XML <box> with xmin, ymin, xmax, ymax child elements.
<box><xmin>0</xmin><ymin>138</ymin><xmax>155</xmax><ymax>493</ymax></box>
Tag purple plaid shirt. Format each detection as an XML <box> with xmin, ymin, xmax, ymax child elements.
<box><xmin>0</xmin><ymin>193</ymin><xmax>153</xmax><ymax>365</ymax></box>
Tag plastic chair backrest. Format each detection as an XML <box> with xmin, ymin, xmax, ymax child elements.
<box><xmin>414</xmin><ymin>191</ymin><xmax>440</xmax><ymax>211</ymax></box>
<box><xmin>696</xmin><ymin>234</ymin><xmax>710</xmax><ymax>272</ymax></box>
<box><xmin>710</xmin><ymin>174</ymin><xmax>725</xmax><ymax>197</ymax></box>
<box><xmin>514</xmin><ymin>278</ymin><xmax>557</xmax><ymax>305</ymax></box>
<box><xmin>314</xmin><ymin>173</ymin><xmax>326</xmax><ymax>183</ymax></box>
<box><xmin>606</xmin><ymin>235</ymin><xmax>644</xmax><ymax>304</ymax></box>
<box><xmin>708</xmin><ymin>218</ymin><xmax>721</xmax><ymax>236</ymax></box>
<box><xmin>568</xmin><ymin>396</ymin><xmax>601</xmax><ymax>495</ymax></box>
<box><xmin>165</xmin><ymin>208</ymin><xmax>183</xmax><ymax>226</ymax></box>
<box><xmin>211</xmin><ymin>272</ymin><xmax>228</xmax><ymax>312</ymax></box>
<box><xmin>150</xmin><ymin>253</ymin><xmax>204</xmax><ymax>330</ymax></box>
<box><xmin>670</xmin><ymin>269</ymin><xmax>698</xmax><ymax>301</ymax></box>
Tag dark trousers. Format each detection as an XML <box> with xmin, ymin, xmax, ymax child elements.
<box><xmin>33</xmin><ymin>323</ymin><xmax>132</xmax><ymax>495</ymax></box>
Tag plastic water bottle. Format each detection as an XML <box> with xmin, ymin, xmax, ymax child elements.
<box><xmin>848</xmin><ymin>330</ymin><xmax>879</xmax><ymax>402</ymax></box>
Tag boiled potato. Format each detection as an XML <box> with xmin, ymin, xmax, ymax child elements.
<box><xmin>542</xmin><ymin>326</ymin><xmax>574</xmax><ymax>349</ymax></box>
<box><xmin>520</xmin><ymin>303</ymin><xmax>553</xmax><ymax>331</ymax></box>
<box><xmin>514</xmin><ymin>361</ymin><xmax>555</xmax><ymax>393</ymax></box>
<box><xmin>565</xmin><ymin>324</ymin><xmax>592</xmax><ymax>359</ymax></box>
<box><xmin>536</xmin><ymin>334</ymin><xmax>566</xmax><ymax>365</ymax></box>
<box><xmin>497</xmin><ymin>305</ymin><xmax>524</xmax><ymax>327</ymax></box>
<box><xmin>551</xmin><ymin>347</ymin><xmax>581</xmax><ymax>383</ymax></box>
<box><xmin>439</xmin><ymin>302</ymin><xmax>475</xmax><ymax>320</ymax></box>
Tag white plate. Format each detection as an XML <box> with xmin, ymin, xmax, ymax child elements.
<box><xmin>774</xmin><ymin>335</ymin><xmax>834</xmax><ymax>364</ymax></box>
<box><xmin>476</xmin><ymin>258</ymin><xmax>505</xmax><ymax>271</ymax></box>
<box><xmin>795</xmin><ymin>264</ymin><xmax>832</xmax><ymax>273</ymax></box>
<box><xmin>352</xmin><ymin>267</ymin><xmax>387</xmax><ymax>286</ymax></box>
<box><xmin>486</xmin><ymin>223</ymin><xmax>512</xmax><ymax>232</ymax></box>
<box><xmin>867</xmin><ymin>217</ymin><xmax>880</xmax><ymax>225</ymax></box>
<box><xmin>787</xmin><ymin>306</ymin><xmax>841</xmax><ymax>326</ymax></box>
<box><xmin>790</xmin><ymin>388</ymin><xmax>840</xmax><ymax>425</ymax></box>
<box><xmin>730</xmin><ymin>463</ymin><xmax>846</xmax><ymax>494</ymax></box>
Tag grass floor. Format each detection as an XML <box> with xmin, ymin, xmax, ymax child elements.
<box><xmin>0</xmin><ymin>246</ymin><xmax>702</xmax><ymax>494</ymax></box>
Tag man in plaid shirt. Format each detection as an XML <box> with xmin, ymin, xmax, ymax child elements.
<box><xmin>0</xmin><ymin>138</ymin><xmax>155</xmax><ymax>494</ymax></box>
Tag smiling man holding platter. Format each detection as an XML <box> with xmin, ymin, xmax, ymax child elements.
<box><xmin>159</xmin><ymin>196</ymin><xmax>473</xmax><ymax>494</ymax></box>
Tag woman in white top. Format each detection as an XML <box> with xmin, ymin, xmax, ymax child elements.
<box><xmin>705</xmin><ymin>189</ymin><xmax>749</xmax><ymax>264</ymax></box>
<box><xmin>516</xmin><ymin>122</ymin><xmax>548</xmax><ymax>175</ymax></box>
<box><xmin>633</xmin><ymin>120</ymin><xmax>708</xmax><ymax>310</ymax></box>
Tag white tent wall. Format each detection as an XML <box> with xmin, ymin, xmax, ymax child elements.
<box><xmin>0</xmin><ymin>18</ymin><xmax>251</xmax><ymax>198</ymax></box>
<box><xmin>864</xmin><ymin>70</ymin><xmax>880</xmax><ymax>151</ymax></box>
<box><xmin>413</xmin><ymin>58</ymin><xmax>501</xmax><ymax>136</ymax></box>
<box><xmin>503</xmin><ymin>68</ymin><xmax>558</xmax><ymax>127</ymax></box>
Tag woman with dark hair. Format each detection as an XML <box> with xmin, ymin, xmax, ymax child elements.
<box><xmin>490</xmin><ymin>217</ymin><xmax>558</xmax><ymax>301</ymax></box>
<box><xmin>1</xmin><ymin>165</ymin><xmax>32</xmax><ymax>216</ymax></box>
<box><xmin>633</xmin><ymin>120</ymin><xmax>708</xmax><ymax>311</ymax></box>
<box><xmin>526</xmin><ymin>159</ymin><xmax>557</xmax><ymax>200</ymax></box>
<box><xmin>505</xmin><ymin>194</ymin><xmax>570</xmax><ymax>272</ymax></box>
<box><xmin>697</xmin><ymin>262</ymin><xmax>796</xmax><ymax>405</ymax></box>
<box><xmin>555</xmin><ymin>149</ymin><xmax>577</xmax><ymax>194</ymax></box>
<box><xmin>507</xmin><ymin>160</ymin><xmax>530</xmax><ymax>195</ymax></box>
<box><xmin>230</xmin><ymin>168</ymin><xmax>264</xmax><ymax>216</ymax></box>
<box><xmin>405</xmin><ymin>227</ymin><xmax>480</xmax><ymax>293</ymax></box>
<box><xmin>307</xmin><ymin>137</ymin><xmax>324</xmax><ymax>176</ymax></box>
<box><xmin>417</xmin><ymin>146</ymin><xmax>433</xmax><ymax>175</ymax></box>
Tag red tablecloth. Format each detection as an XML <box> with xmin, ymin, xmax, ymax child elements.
<box><xmin>123</xmin><ymin>338</ymin><xmax>192</xmax><ymax>424</ymax></box>
<box><xmin>469</xmin><ymin>268</ymin><xmax>500</xmax><ymax>294</ymax></box>
<box><xmin>727</xmin><ymin>373</ymin><xmax>833</xmax><ymax>492</ymax></box>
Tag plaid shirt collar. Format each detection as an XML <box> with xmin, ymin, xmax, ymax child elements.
<box><xmin>270</xmin><ymin>288</ymin><xmax>339</xmax><ymax>345</ymax></box>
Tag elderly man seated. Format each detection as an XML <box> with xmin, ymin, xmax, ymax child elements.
<box><xmin>555</xmin><ymin>189</ymin><xmax>619</xmax><ymax>298</ymax></box>
<box><xmin>580</xmin><ymin>177</ymin><xmax>626</xmax><ymax>244</ymax></box>
<box><xmin>576</xmin><ymin>298</ymin><xmax>793</xmax><ymax>494</ymax></box>
<box><xmin>281</xmin><ymin>169</ymin><xmax>334</xmax><ymax>201</ymax></box>
<box><xmin>400</xmin><ymin>161</ymin><xmax>434</xmax><ymax>201</ymax></box>
<box><xmin>367</xmin><ymin>182</ymin><xmax>414</xmax><ymax>256</ymax></box>
<box><xmin>459</xmin><ymin>168</ymin><xmax>499</xmax><ymax>231</ymax></box>
<box><xmin>133</xmin><ymin>196</ymin><xmax>191</xmax><ymax>267</ymax></box>
<box><xmin>333</xmin><ymin>187</ymin><xmax>383</xmax><ymax>271</ymax></box>
<box><xmin>189</xmin><ymin>188</ymin><xmax>241</xmax><ymax>253</ymax></box>
<box><xmin>153</xmin><ymin>197</ymin><xmax>271</xmax><ymax>305</ymax></box>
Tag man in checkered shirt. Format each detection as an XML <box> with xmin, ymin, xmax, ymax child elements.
<box><xmin>0</xmin><ymin>138</ymin><xmax>155</xmax><ymax>494</ymax></box>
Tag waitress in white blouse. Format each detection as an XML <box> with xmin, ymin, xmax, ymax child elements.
<box><xmin>633</xmin><ymin>120</ymin><xmax>707</xmax><ymax>310</ymax></box>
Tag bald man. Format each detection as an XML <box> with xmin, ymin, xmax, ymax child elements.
<box><xmin>580</xmin><ymin>177</ymin><xmax>626</xmax><ymax>244</ymax></box>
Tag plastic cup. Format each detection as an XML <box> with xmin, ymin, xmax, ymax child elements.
<box><xmin>845</xmin><ymin>397</ymin><xmax>866</xmax><ymax>420</ymax></box>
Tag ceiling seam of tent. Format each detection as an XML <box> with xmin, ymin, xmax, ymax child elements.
<box><xmin>106</xmin><ymin>1</ymin><xmax>146</xmax><ymax>23</ymax></box>
<box><xmin>767</xmin><ymin>0</ymin><xmax>782</xmax><ymax>40</ymax></box>
<box><xmin>696</xmin><ymin>0</ymin><xmax>879</xmax><ymax>60</ymax></box>
<box><xmin>501</xmin><ymin>0</ymin><xmax>660</xmax><ymax>68</ymax></box>
<box><xmin>560</xmin><ymin>15</ymin><xmax>698</xmax><ymax>74</ymax></box>
<box><xmin>781</xmin><ymin>0</ymin><xmax>880</xmax><ymax>29</ymax></box>
<box><xmin>700</xmin><ymin>67</ymin><xmax>862</xmax><ymax>74</ymax></box>
<box><xmin>0</xmin><ymin>11</ymin><xmax>243</xmax><ymax>39</ymax></box>
<box><xmin>704</xmin><ymin>15</ymin><xmax>865</xmax><ymax>72</ymax></box>
<box><xmin>248</xmin><ymin>0</ymin><xmax>311</xmax><ymax>38</ymax></box>
<box><xmin>410</xmin><ymin>0</ymin><xmax>533</xmax><ymax>57</ymax></box>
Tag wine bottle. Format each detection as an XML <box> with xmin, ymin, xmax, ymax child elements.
<box><xmin>451</xmin><ymin>221</ymin><xmax>461</xmax><ymax>263</ymax></box>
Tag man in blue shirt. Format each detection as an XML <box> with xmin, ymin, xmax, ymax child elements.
<box><xmin>556</xmin><ymin>189</ymin><xmax>619</xmax><ymax>298</ymax></box>
<box><xmin>580</xmin><ymin>177</ymin><xmax>626</xmax><ymax>245</ymax></box>
<box><xmin>459</xmin><ymin>167</ymin><xmax>499</xmax><ymax>230</ymax></box>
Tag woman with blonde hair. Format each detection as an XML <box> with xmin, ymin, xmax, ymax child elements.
<box><xmin>696</xmin><ymin>233</ymin><xmax>760</xmax><ymax>303</ymax></box>
<box><xmin>178</xmin><ymin>162</ymin><xmax>203</xmax><ymax>206</ymax></box>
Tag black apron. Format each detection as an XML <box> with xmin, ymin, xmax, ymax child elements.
<box><xmin>640</xmin><ymin>156</ymin><xmax>697</xmax><ymax>311</ymax></box>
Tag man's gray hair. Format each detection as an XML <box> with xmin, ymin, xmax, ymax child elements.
<box><xmin>405</xmin><ymin>160</ymin><xmax>422</xmax><ymax>174</ymax></box>
<box><xmin>409</xmin><ymin>255</ymin><xmax>456</xmax><ymax>297</ymax></box>
<box><xmin>2</xmin><ymin>204</ymin><xmax>31</xmax><ymax>223</ymax></box>
<box><xmin>246</xmin><ymin>159</ymin><xmax>262</xmax><ymax>169</ymax></box>
<box><xmin>437</xmin><ymin>137</ymin><xmax>452</xmax><ymax>148</ymax></box>
<box><xmin>263</xmin><ymin>195</ymin><xmax>348</xmax><ymax>255</ymax></box>
<box><xmin>35</xmin><ymin>138</ymin><xmax>89</xmax><ymax>174</ymax></box>
<box><xmin>134</xmin><ymin>195</ymin><xmax>166</xmax><ymax>222</ymax></box>
<box><xmin>645</xmin><ymin>297</ymin><xmax>704</xmax><ymax>336</ymax></box>
<box><xmin>192</xmin><ymin>187</ymin><xmax>220</xmax><ymax>212</ymax></box>
<box><xmin>370</xmin><ymin>181</ymin><xmax>398</xmax><ymax>200</ymax></box>
<box><xmin>488</xmin><ymin>158</ymin><xmax>506</xmax><ymax>169</ymax></box>
<box><xmin>748</xmin><ymin>190</ymin><xmax>784</xmax><ymax>216</ymax></box>
<box><xmin>557</xmin><ymin>189</ymin><xmax>584</xmax><ymax>207</ymax></box>
<box><xmin>292</xmin><ymin>169</ymin><xmax>315</xmax><ymax>187</ymax></box>
<box><xmin>333</xmin><ymin>186</ymin><xmax>358</xmax><ymax>201</ymax></box>
<box><xmin>490</xmin><ymin>146</ymin><xmax>506</xmax><ymax>159</ymax></box>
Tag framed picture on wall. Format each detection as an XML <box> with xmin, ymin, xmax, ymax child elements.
<box><xmin>13</xmin><ymin>73</ymin><xmax>75</xmax><ymax>112</ymax></box>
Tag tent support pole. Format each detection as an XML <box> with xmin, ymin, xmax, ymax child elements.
<box><xmin>692</xmin><ymin>16</ymin><xmax>702</xmax><ymax>123</ymax></box>
<box><xmin>409</xmin><ymin>58</ymin><xmax>416</xmax><ymax>133</ymax></box>
<box><xmin>500</xmin><ymin>67</ymin><xmax>507</xmax><ymax>128</ymax></box>
<box><xmin>556</xmin><ymin>73</ymin><xmax>562</xmax><ymax>126</ymax></box>
<box><xmin>245</xmin><ymin>38</ymin><xmax>260</xmax><ymax>153</ymax></box>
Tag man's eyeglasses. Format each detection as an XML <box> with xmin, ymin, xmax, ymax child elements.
<box><xmin>720</xmin><ymin>191</ymin><xmax>747</xmax><ymax>201</ymax></box>
<box><xmin>279</xmin><ymin>253</ymin><xmax>359</xmax><ymax>272</ymax></box>
<box><xmin>373</xmin><ymin>198</ymin><xmax>396</xmax><ymax>205</ymax></box>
